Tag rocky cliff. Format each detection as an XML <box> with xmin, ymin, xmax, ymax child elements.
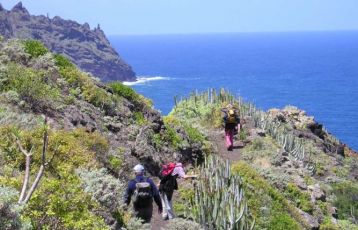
<box><xmin>0</xmin><ymin>2</ymin><xmax>136</xmax><ymax>82</ymax></box>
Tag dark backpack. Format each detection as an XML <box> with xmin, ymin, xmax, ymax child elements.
<box><xmin>132</xmin><ymin>177</ymin><xmax>153</xmax><ymax>207</ymax></box>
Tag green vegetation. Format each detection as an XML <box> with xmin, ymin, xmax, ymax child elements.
<box><xmin>284</xmin><ymin>183</ymin><xmax>314</xmax><ymax>213</ymax></box>
<box><xmin>23</xmin><ymin>40</ymin><xmax>48</xmax><ymax>58</ymax></box>
<box><xmin>0</xmin><ymin>125</ymin><xmax>114</xmax><ymax>229</ymax></box>
<box><xmin>1</xmin><ymin>64</ymin><xmax>59</xmax><ymax>110</ymax></box>
<box><xmin>232</xmin><ymin>161</ymin><xmax>306</xmax><ymax>230</ymax></box>
<box><xmin>110</xmin><ymin>82</ymin><xmax>139</xmax><ymax>102</ymax></box>
<box><xmin>25</xmin><ymin>173</ymin><xmax>108</xmax><ymax>229</ymax></box>
<box><xmin>191</xmin><ymin>155</ymin><xmax>253</xmax><ymax>229</ymax></box>
<box><xmin>332</xmin><ymin>182</ymin><xmax>358</xmax><ymax>223</ymax></box>
<box><xmin>133</xmin><ymin>111</ymin><xmax>146</xmax><ymax>125</ymax></box>
<box><xmin>53</xmin><ymin>54</ymin><xmax>74</xmax><ymax>69</ymax></box>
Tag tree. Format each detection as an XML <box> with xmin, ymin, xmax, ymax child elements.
<box><xmin>14</xmin><ymin>117</ymin><xmax>50</xmax><ymax>204</ymax></box>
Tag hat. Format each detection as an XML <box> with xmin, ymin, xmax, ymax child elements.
<box><xmin>133</xmin><ymin>164</ymin><xmax>145</xmax><ymax>173</ymax></box>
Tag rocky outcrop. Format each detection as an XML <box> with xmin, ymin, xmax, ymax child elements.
<box><xmin>268</xmin><ymin>106</ymin><xmax>354</xmax><ymax>156</ymax></box>
<box><xmin>0</xmin><ymin>2</ymin><xmax>136</xmax><ymax>82</ymax></box>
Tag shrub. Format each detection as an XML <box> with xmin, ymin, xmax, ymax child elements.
<box><xmin>251</xmin><ymin>138</ymin><xmax>264</xmax><ymax>150</ymax></box>
<box><xmin>3</xmin><ymin>64</ymin><xmax>59</xmax><ymax>110</ymax></box>
<box><xmin>0</xmin><ymin>186</ymin><xmax>31</xmax><ymax>230</ymax></box>
<box><xmin>54</xmin><ymin>54</ymin><xmax>74</xmax><ymax>69</ymax></box>
<box><xmin>110</xmin><ymin>82</ymin><xmax>139</xmax><ymax>102</ymax></box>
<box><xmin>31</xmin><ymin>53</ymin><xmax>57</xmax><ymax>71</ymax></box>
<box><xmin>184</xmin><ymin>123</ymin><xmax>205</xmax><ymax>143</ymax></box>
<box><xmin>25</xmin><ymin>172</ymin><xmax>108</xmax><ymax>229</ymax></box>
<box><xmin>332</xmin><ymin>182</ymin><xmax>358</xmax><ymax>223</ymax></box>
<box><xmin>23</xmin><ymin>40</ymin><xmax>48</xmax><ymax>58</ymax></box>
<box><xmin>166</xmin><ymin>218</ymin><xmax>203</xmax><ymax>230</ymax></box>
<box><xmin>1</xmin><ymin>39</ymin><xmax>30</xmax><ymax>64</ymax></box>
<box><xmin>268</xmin><ymin>213</ymin><xmax>300</xmax><ymax>230</ymax></box>
<box><xmin>284</xmin><ymin>183</ymin><xmax>314</xmax><ymax>214</ymax></box>
<box><xmin>77</xmin><ymin>168</ymin><xmax>124</xmax><ymax>212</ymax></box>
<box><xmin>239</xmin><ymin>128</ymin><xmax>249</xmax><ymax>141</ymax></box>
<box><xmin>133</xmin><ymin>111</ymin><xmax>146</xmax><ymax>125</ymax></box>
<box><xmin>232</xmin><ymin>161</ymin><xmax>304</xmax><ymax>229</ymax></box>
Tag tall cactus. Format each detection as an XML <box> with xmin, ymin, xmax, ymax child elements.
<box><xmin>192</xmin><ymin>155</ymin><xmax>253</xmax><ymax>230</ymax></box>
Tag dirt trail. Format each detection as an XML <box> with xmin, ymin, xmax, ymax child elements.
<box><xmin>208</xmin><ymin>129</ymin><xmax>244</xmax><ymax>163</ymax></box>
<box><xmin>151</xmin><ymin>179</ymin><xmax>167</xmax><ymax>230</ymax></box>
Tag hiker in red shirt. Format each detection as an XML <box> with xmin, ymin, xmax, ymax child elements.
<box><xmin>158</xmin><ymin>162</ymin><xmax>197</xmax><ymax>220</ymax></box>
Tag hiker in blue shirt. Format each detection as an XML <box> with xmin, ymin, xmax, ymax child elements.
<box><xmin>124</xmin><ymin>164</ymin><xmax>162</xmax><ymax>223</ymax></box>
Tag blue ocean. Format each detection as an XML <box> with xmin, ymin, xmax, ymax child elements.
<box><xmin>109</xmin><ymin>31</ymin><xmax>358</xmax><ymax>151</ymax></box>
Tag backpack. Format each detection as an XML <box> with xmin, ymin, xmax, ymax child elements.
<box><xmin>161</xmin><ymin>163</ymin><xmax>176</xmax><ymax>177</ymax></box>
<box><xmin>226</xmin><ymin>109</ymin><xmax>238</xmax><ymax>124</ymax></box>
<box><xmin>159</xmin><ymin>163</ymin><xmax>178</xmax><ymax>193</ymax></box>
<box><xmin>132</xmin><ymin>177</ymin><xmax>153</xmax><ymax>207</ymax></box>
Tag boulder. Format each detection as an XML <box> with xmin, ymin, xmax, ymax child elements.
<box><xmin>294</xmin><ymin>176</ymin><xmax>308</xmax><ymax>190</ymax></box>
<box><xmin>297</xmin><ymin>209</ymin><xmax>319</xmax><ymax>230</ymax></box>
<box><xmin>308</xmin><ymin>184</ymin><xmax>326</xmax><ymax>202</ymax></box>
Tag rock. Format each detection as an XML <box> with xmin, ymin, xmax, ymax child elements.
<box><xmin>256</xmin><ymin>128</ymin><xmax>266</xmax><ymax>137</ymax></box>
<box><xmin>294</xmin><ymin>177</ymin><xmax>308</xmax><ymax>190</ymax></box>
<box><xmin>297</xmin><ymin>209</ymin><xmax>319</xmax><ymax>230</ymax></box>
<box><xmin>308</xmin><ymin>184</ymin><xmax>326</xmax><ymax>202</ymax></box>
<box><xmin>106</xmin><ymin>123</ymin><xmax>121</xmax><ymax>133</ymax></box>
<box><xmin>329</xmin><ymin>206</ymin><xmax>338</xmax><ymax>219</ymax></box>
<box><xmin>0</xmin><ymin>3</ymin><xmax>136</xmax><ymax>82</ymax></box>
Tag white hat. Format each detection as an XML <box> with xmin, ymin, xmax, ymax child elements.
<box><xmin>133</xmin><ymin>164</ymin><xmax>145</xmax><ymax>173</ymax></box>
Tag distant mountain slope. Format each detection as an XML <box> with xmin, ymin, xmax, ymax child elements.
<box><xmin>0</xmin><ymin>2</ymin><xmax>136</xmax><ymax>82</ymax></box>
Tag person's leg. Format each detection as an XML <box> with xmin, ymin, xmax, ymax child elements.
<box><xmin>229</xmin><ymin>128</ymin><xmax>234</xmax><ymax>148</ymax></box>
<box><xmin>167</xmin><ymin>197</ymin><xmax>175</xmax><ymax>219</ymax></box>
<box><xmin>163</xmin><ymin>193</ymin><xmax>175</xmax><ymax>219</ymax></box>
<box><xmin>160</xmin><ymin>192</ymin><xmax>169</xmax><ymax>220</ymax></box>
<box><xmin>135</xmin><ymin>203</ymin><xmax>153</xmax><ymax>223</ymax></box>
<box><xmin>225</xmin><ymin>129</ymin><xmax>231</xmax><ymax>148</ymax></box>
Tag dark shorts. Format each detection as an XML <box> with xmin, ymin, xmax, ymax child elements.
<box><xmin>134</xmin><ymin>203</ymin><xmax>153</xmax><ymax>223</ymax></box>
<box><xmin>225</xmin><ymin>123</ymin><xmax>237</xmax><ymax>131</ymax></box>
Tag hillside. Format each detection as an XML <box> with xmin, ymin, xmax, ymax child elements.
<box><xmin>0</xmin><ymin>37</ymin><xmax>209</xmax><ymax>229</ymax></box>
<box><xmin>0</xmin><ymin>36</ymin><xmax>357</xmax><ymax>230</ymax></box>
<box><xmin>0</xmin><ymin>2</ymin><xmax>136</xmax><ymax>82</ymax></box>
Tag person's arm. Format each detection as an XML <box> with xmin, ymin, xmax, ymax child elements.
<box><xmin>182</xmin><ymin>174</ymin><xmax>198</xmax><ymax>179</ymax></box>
<box><xmin>176</xmin><ymin>166</ymin><xmax>198</xmax><ymax>179</ymax></box>
<box><xmin>236</xmin><ymin>117</ymin><xmax>241</xmax><ymax>132</ymax></box>
<box><xmin>149</xmin><ymin>179</ymin><xmax>162</xmax><ymax>213</ymax></box>
<box><xmin>124</xmin><ymin>181</ymin><xmax>134</xmax><ymax>206</ymax></box>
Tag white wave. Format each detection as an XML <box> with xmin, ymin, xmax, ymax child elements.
<box><xmin>123</xmin><ymin>76</ymin><xmax>170</xmax><ymax>86</ymax></box>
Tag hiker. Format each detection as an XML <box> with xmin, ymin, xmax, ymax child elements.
<box><xmin>222</xmin><ymin>104</ymin><xmax>240</xmax><ymax>151</ymax></box>
<box><xmin>124</xmin><ymin>164</ymin><xmax>162</xmax><ymax>223</ymax></box>
<box><xmin>159</xmin><ymin>162</ymin><xmax>197</xmax><ymax>220</ymax></box>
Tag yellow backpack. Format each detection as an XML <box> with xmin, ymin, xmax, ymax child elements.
<box><xmin>227</xmin><ymin>109</ymin><xmax>237</xmax><ymax>124</ymax></box>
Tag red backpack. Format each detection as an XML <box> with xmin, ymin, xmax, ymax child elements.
<box><xmin>161</xmin><ymin>163</ymin><xmax>176</xmax><ymax>177</ymax></box>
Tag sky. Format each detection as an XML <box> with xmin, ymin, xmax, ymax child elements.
<box><xmin>2</xmin><ymin>0</ymin><xmax>358</xmax><ymax>35</ymax></box>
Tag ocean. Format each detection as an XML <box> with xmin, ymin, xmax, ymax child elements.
<box><xmin>109</xmin><ymin>31</ymin><xmax>358</xmax><ymax>151</ymax></box>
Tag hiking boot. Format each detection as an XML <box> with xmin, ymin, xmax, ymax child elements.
<box><xmin>227</xmin><ymin>146</ymin><xmax>233</xmax><ymax>151</ymax></box>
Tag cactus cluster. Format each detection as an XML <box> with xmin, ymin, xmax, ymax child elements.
<box><xmin>252</xmin><ymin>111</ymin><xmax>317</xmax><ymax>174</ymax></box>
<box><xmin>191</xmin><ymin>155</ymin><xmax>254</xmax><ymax>230</ymax></box>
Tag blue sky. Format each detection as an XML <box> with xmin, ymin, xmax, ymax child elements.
<box><xmin>2</xmin><ymin>0</ymin><xmax>358</xmax><ymax>35</ymax></box>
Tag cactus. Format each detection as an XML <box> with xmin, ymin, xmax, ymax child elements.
<box><xmin>191</xmin><ymin>155</ymin><xmax>254</xmax><ymax>230</ymax></box>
